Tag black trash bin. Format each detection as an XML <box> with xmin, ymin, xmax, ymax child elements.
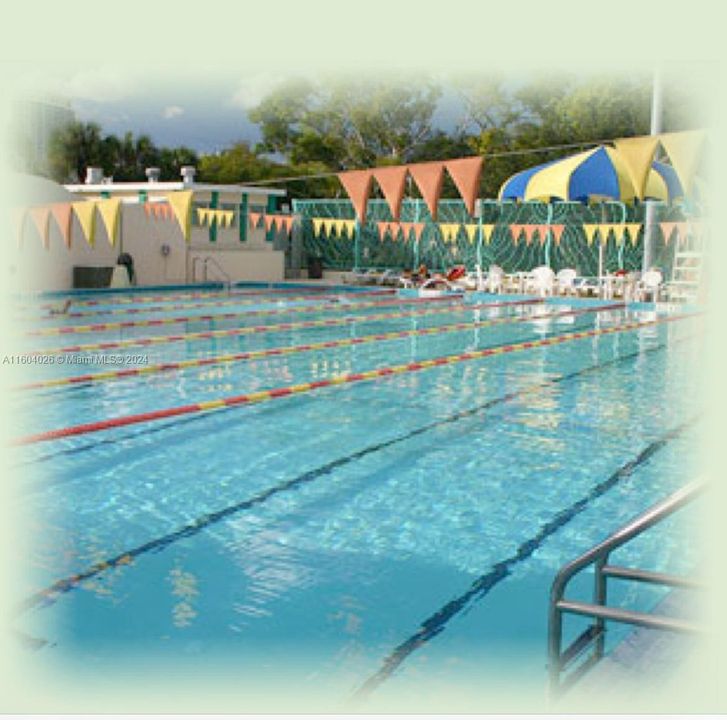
<box><xmin>307</xmin><ymin>256</ymin><xmax>323</xmax><ymax>279</ymax></box>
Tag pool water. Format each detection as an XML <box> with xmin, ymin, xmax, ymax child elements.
<box><xmin>8</xmin><ymin>284</ymin><xmax>704</xmax><ymax>703</ymax></box>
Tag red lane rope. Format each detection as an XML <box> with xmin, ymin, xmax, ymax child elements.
<box><xmin>12</xmin><ymin>310</ymin><xmax>696</xmax><ymax>446</ymax></box>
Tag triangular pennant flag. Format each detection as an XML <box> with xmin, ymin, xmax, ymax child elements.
<box><xmin>583</xmin><ymin>224</ymin><xmax>599</xmax><ymax>246</ymax></box>
<box><xmin>264</xmin><ymin>215</ymin><xmax>276</xmax><ymax>232</ymax></box>
<box><xmin>337</xmin><ymin>169</ymin><xmax>374</xmax><ymax>222</ymax></box>
<box><xmin>439</xmin><ymin>223</ymin><xmax>460</xmax><ymax>243</ymax></box>
<box><xmin>660</xmin><ymin>222</ymin><xmax>677</xmax><ymax>244</ymax></box>
<box><xmin>144</xmin><ymin>202</ymin><xmax>153</xmax><ymax>218</ymax></box>
<box><xmin>166</xmin><ymin>203</ymin><xmax>176</xmax><ymax>221</ymax></box>
<box><xmin>322</xmin><ymin>219</ymin><xmax>335</xmax><ymax>236</ymax></box>
<box><xmin>249</xmin><ymin>212</ymin><xmax>262</xmax><ymax>230</ymax></box>
<box><xmin>372</xmin><ymin>166</ymin><xmax>408</xmax><ymax>220</ymax></box>
<box><xmin>611</xmin><ymin>223</ymin><xmax>627</xmax><ymax>246</ymax></box>
<box><xmin>279</xmin><ymin>216</ymin><xmax>295</xmax><ymax>236</ymax></box>
<box><xmin>400</xmin><ymin>222</ymin><xmax>413</xmax><ymax>240</ymax></box>
<box><xmin>50</xmin><ymin>203</ymin><xmax>73</xmax><ymax>249</ymax></box>
<box><xmin>445</xmin><ymin>156</ymin><xmax>483</xmax><ymax>216</ymax></box>
<box><xmin>376</xmin><ymin>221</ymin><xmax>389</xmax><ymax>241</ymax></box>
<box><xmin>407</xmin><ymin>161</ymin><xmax>445</xmax><ymax>220</ymax></box>
<box><xmin>390</xmin><ymin>222</ymin><xmax>403</xmax><ymax>240</ymax></box>
<box><xmin>510</xmin><ymin>224</ymin><xmax>525</xmax><ymax>243</ymax></box>
<box><xmin>72</xmin><ymin>201</ymin><xmax>97</xmax><ymax>247</ymax></box>
<box><xmin>464</xmin><ymin>224</ymin><xmax>478</xmax><ymax>243</ymax></box>
<box><xmin>197</xmin><ymin>208</ymin><xmax>208</xmax><ymax>225</ymax></box>
<box><xmin>659</xmin><ymin>130</ymin><xmax>706</xmax><ymax>196</ymax></box>
<box><xmin>29</xmin><ymin>206</ymin><xmax>51</xmax><ymax>249</ymax></box>
<box><xmin>613</xmin><ymin>136</ymin><xmax>660</xmax><ymax>199</ymax></box>
<box><xmin>597</xmin><ymin>224</ymin><xmax>612</xmax><ymax>245</ymax></box>
<box><xmin>151</xmin><ymin>203</ymin><xmax>161</xmax><ymax>220</ymax></box>
<box><xmin>97</xmin><ymin>198</ymin><xmax>121</xmax><ymax>246</ymax></box>
<box><xmin>333</xmin><ymin>219</ymin><xmax>346</xmax><ymax>236</ymax></box>
<box><xmin>311</xmin><ymin>218</ymin><xmax>323</xmax><ymax>236</ymax></box>
<box><xmin>168</xmin><ymin>191</ymin><xmax>194</xmax><ymax>242</ymax></box>
<box><xmin>340</xmin><ymin>220</ymin><xmax>355</xmax><ymax>238</ymax></box>
<box><xmin>536</xmin><ymin>224</ymin><xmax>550</xmax><ymax>245</ymax></box>
<box><xmin>482</xmin><ymin>224</ymin><xmax>496</xmax><ymax>244</ymax></box>
<box><xmin>523</xmin><ymin>224</ymin><xmax>538</xmax><ymax>246</ymax></box>
<box><xmin>626</xmin><ymin>223</ymin><xmax>642</xmax><ymax>246</ymax></box>
<box><xmin>550</xmin><ymin>224</ymin><xmax>565</xmax><ymax>246</ymax></box>
<box><xmin>412</xmin><ymin>223</ymin><xmax>425</xmax><ymax>242</ymax></box>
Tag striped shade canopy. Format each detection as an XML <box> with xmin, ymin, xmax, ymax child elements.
<box><xmin>498</xmin><ymin>145</ymin><xmax>689</xmax><ymax>203</ymax></box>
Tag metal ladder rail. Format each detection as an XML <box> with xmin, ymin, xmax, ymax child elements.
<box><xmin>203</xmin><ymin>256</ymin><xmax>232</xmax><ymax>292</ymax></box>
<box><xmin>548</xmin><ymin>480</ymin><xmax>705</xmax><ymax>697</ymax></box>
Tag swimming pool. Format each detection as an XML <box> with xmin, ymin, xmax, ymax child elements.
<box><xmin>7</xmin><ymin>283</ymin><xmax>704</xmax><ymax>706</ymax></box>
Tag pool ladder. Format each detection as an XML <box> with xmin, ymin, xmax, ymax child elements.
<box><xmin>191</xmin><ymin>256</ymin><xmax>232</xmax><ymax>292</ymax></box>
<box><xmin>547</xmin><ymin>480</ymin><xmax>705</xmax><ymax>698</ymax></box>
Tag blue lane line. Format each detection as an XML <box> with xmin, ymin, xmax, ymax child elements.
<box><xmin>351</xmin><ymin>415</ymin><xmax>699</xmax><ymax>702</ymax></box>
<box><xmin>19</xmin><ymin>339</ymin><xmax>678</xmax><ymax>613</ymax></box>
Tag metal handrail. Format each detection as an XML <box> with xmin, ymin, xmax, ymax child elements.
<box><xmin>548</xmin><ymin>480</ymin><xmax>705</xmax><ymax>697</ymax></box>
<box><xmin>203</xmin><ymin>256</ymin><xmax>232</xmax><ymax>291</ymax></box>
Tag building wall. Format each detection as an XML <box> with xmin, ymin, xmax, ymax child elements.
<box><xmin>11</xmin><ymin>198</ymin><xmax>285</xmax><ymax>294</ymax></box>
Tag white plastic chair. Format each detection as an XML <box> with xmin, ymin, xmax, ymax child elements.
<box><xmin>555</xmin><ymin>268</ymin><xmax>577</xmax><ymax>296</ymax></box>
<box><xmin>634</xmin><ymin>270</ymin><xmax>663</xmax><ymax>302</ymax></box>
<box><xmin>486</xmin><ymin>264</ymin><xmax>504</xmax><ymax>293</ymax></box>
<box><xmin>525</xmin><ymin>266</ymin><xmax>556</xmax><ymax>297</ymax></box>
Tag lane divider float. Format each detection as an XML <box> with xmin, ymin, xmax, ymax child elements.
<box><xmin>26</xmin><ymin>294</ymin><xmax>463</xmax><ymax>337</ymax></box>
<box><xmin>26</xmin><ymin>298</ymin><xmax>543</xmax><ymax>356</ymax></box>
<box><xmin>17</xmin><ymin>303</ymin><xmax>621</xmax><ymax>391</ymax></box>
<box><xmin>12</xmin><ymin>310</ymin><xmax>698</xmax><ymax>446</ymax></box>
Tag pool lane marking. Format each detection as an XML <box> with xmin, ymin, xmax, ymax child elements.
<box><xmin>351</xmin><ymin>415</ymin><xmax>699</xmax><ymax>702</ymax></box>
<box><xmin>26</xmin><ymin>294</ymin><xmax>463</xmax><ymax>337</ymax></box>
<box><xmin>12</xmin><ymin>310</ymin><xmax>697</xmax><ymax>446</ymax></box>
<box><xmin>34</xmin><ymin>285</ymin><xmax>391</xmax><ymax>310</ymax></box>
<box><xmin>17</xmin><ymin>303</ymin><xmax>623</xmax><ymax>391</ymax></box>
<box><xmin>27</xmin><ymin>298</ymin><xmax>543</xmax><ymax>356</ymax></box>
<box><xmin>32</xmin><ymin>291</ymin><xmax>396</xmax><ymax>320</ymax></box>
<box><xmin>17</xmin><ymin>338</ymin><xmax>684</xmax><ymax>612</ymax></box>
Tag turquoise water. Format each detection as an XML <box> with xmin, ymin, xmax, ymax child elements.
<box><xmin>9</xmin><ymin>285</ymin><xmax>703</xmax><ymax>701</ymax></box>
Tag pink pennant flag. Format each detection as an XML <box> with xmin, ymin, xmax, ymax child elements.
<box><xmin>372</xmin><ymin>166</ymin><xmax>408</xmax><ymax>220</ymax></box>
<box><xmin>550</xmin><ymin>224</ymin><xmax>565</xmax><ymax>245</ymax></box>
<box><xmin>338</xmin><ymin>169</ymin><xmax>374</xmax><ymax>222</ymax></box>
<box><xmin>249</xmin><ymin>212</ymin><xmax>262</xmax><ymax>229</ymax></box>
<box><xmin>407</xmin><ymin>161</ymin><xmax>445</xmax><ymax>220</ymax></box>
<box><xmin>660</xmin><ymin>222</ymin><xmax>677</xmax><ymax>244</ymax></box>
<box><xmin>50</xmin><ymin>203</ymin><xmax>73</xmax><ymax>249</ymax></box>
<box><xmin>29</xmin><ymin>206</ymin><xmax>51</xmax><ymax>249</ymax></box>
<box><xmin>412</xmin><ymin>223</ymin><xmax>426</xmax><ymax>242</ymax></box>
<box><xmin>444</xmin><ymin>156</ymin><xmax>484</xmax><ymax>216</ymax></box>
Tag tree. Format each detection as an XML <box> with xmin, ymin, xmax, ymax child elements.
<box><xmin>48</xmin><ymin>120</ymin><xmax>105</xmax><ymax>182</ymax></box>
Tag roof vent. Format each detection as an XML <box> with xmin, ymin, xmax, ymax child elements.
<box><xmin>85</xmin><ymin>167</ymin><xmax>104</xmax><ymax>184</ymax></box>
<box><xmin>181</xmin><ymin>166</ymin><xmax>196</xmax><ymax>185</ymax></box>
<box><xmin>145</xmin><ymin>167</ymin><xmax>161</xmax><ymax>183</ymax></box>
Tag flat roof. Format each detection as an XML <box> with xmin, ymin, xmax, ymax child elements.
<box><xmin>65</xmin><ymin>182</ymin><xmax>286</xmax><ymax>197</ymax></box>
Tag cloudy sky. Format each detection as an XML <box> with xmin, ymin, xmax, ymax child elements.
<box><xmin>31</xmin><ymin>67</ymin><xmax>463</xmax><ymax>155</ymax></box>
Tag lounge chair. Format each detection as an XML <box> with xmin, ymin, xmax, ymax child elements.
<box><xmin>555</xmin><ymin>268</ymin><xmax>578</xmax><ymax>296</ymax></box>
<box><xmin>524</xmin><ymin>266</ymin><xmax>556</xmax><ymax>297</ymax></box>
<box><xmin>634</xmin><ymin>269</ymin><xmax>663</xmax><ymax>302</ymax></box>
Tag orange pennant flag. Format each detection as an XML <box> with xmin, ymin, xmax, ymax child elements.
<box><xmin>550</xmin><ymin>225</ymin><xmax>565</xmax><ymax>246</ymax></box>
<box><xmin>29</xmin><ymin>206</ymin><xmax>51</xmax><ymax>249</ymax></box>
<box><xmin>509</xmin><ymin>224</ymin><xmax>525</xmax><ymax>243</ymax></box>
<box><xmin>400</xmin><ymin>222</ymin><xmax>413</xmax><ymax>240</ymax></box>
<box><xmin>407</xmin><ymin>161</ymin><xmax>445</xmax><ymax>220</ymax></box>
<box><xmin>660</xmin><ymin>222</ymin><xmax>677</xmax><ymax>244</ymax></box>
<box><xmin>376</xmin><ymin>221</ymin><xmax>388</xmax><ymax>241</ymax></box>
<box><xmin>445</xmin><ymin>156</ymin><xmax>483</xmax><ymax>216</ymax></box>
<box><xmin>372</xmin><ymin>166</ymin><xmax>408</xmax><ymax>220</ymax></box>
<box><xmin>264</xmin><ymin>215</ymin><xmax>276</xmax><ymax>232</ymax></box>
<box><xmin>144</xmin><ymin>202</ymin><xmax>153</xmax><ymax>218</ymax></box>
<box><xmin>50</xmin><ymin>203</ymin><xmax>73</xmax><ymax>249</ymax></box>
<box><xmin>536</xmin><ymin>224</ymin><xmax>550</xmax><ymax>245</ymax></box>
<box><xmin>522</xmin><ymin>224</ymin><xmax>538</xmax><ymax>246</ymax></box>
<box><xmin>388</xmin><ymin>222</ymin><xmax>401</xmax><ymax>240</ymax></box>
<box><xmin>411</xmin><ymin>223</ymin><xmax>425</xmax><ymax>242</ymax></box>
<box><xmin>249</xmin><ymin>212</ymin><xmax>262</xmax><ymax>229</ymax></box>
<box><xmin>338</xmin><ymin>169</ymin><xmax>374</xmax><ymax>222</ymax></box>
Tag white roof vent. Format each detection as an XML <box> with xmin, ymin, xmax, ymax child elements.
<box><xmin>145</xmin><ymin>167</ymin><xmax>161</xmax><ymax>183</ymax></box>
<box><xmin>181</xmin><ymin>166</ymin><xmax>196</xmax><ymax>185</ymax></box>
<box><xmin>85</xmin><ymin>167</ymin><xmax>104</xmax><ymax>184</ymax></box>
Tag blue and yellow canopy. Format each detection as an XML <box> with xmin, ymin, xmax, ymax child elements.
<box><xmin>499</xmin><ymin>145</ymin><xmax>687</xmax><ymax>203</ymax></box>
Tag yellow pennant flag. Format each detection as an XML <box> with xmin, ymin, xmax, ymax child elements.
<box><xmin>168</xmin><ymin>191</ymin><xmax>194</xmax><ymax>241</ymax></box>
<box><xmin>72</xmin><ymin>201</ymin><xmax>97</xmax><ymax>247</ymax></box>
<box><xmin>464</xmin><ymin>224</ymin><xmax>478</xmax><ymax>243</ymax></box>
<box><xmin>613</xmin><ymin>136</ymin><xmax>660</xmax><ymax>199</ymax></box>
<box><xmin>224</xmin><ymin>211</ymin><xmax>234</xmax><ymax>227</ymax></box>
<box><xmin>610</xmin><ymin>223</ymin><xmax>627</xmax><ymax>246</ymax></box>
<box><xmin>583</xmin><ymin>224</ymin><xmax>599</xmax><ymax>246</ymax></box>
<box><xmin>597</xmin><ymin>224</ymin><xmax>612</xmax><ymax>245</ymax></box>
<box><xmin>626</xmin><ymin>223</ymin><xmax>642</xmax><ymax>246</ymax></box>
<box><xmin>481</xmin><ymin>224</ymin><xmax>496</xmax><ymax>244</ymax></box>
<box><xmin>659</xmin><ymin>130</ymin><xmax>705</xmax><ymax>196</ymax></box>
<box><xmin>97</xmin><ymin>198</ymin><xmax>121</xmax><ymax>246</ymax></box>
<box><xmin>439</xmin><ymin>223</ymin><xmax>460</xmax><ymax>243</ymax></box>
<box><xmin>322</xmin><ymin>219</ymin><xmax>335</xmax><ymax>236</ymax></box>
<box><xmin>341</xmin><ymin>220</ymin><xmax>356</xmax><ymax>237</ymax></box>
<box><xmin>333</xmin><ymin>220</ymin><xmax>345</xmax><ymax>236</ymax></box>
<box><xmin>197</xmin><ymin>208</ymin><xmax>207</xmax><ymax>225</ymax></box>
<box><xmin>312</xmin><ymin>218</ymin><xmax>324</xmax><ymax>236</ymax></box>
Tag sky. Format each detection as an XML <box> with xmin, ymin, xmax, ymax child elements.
<box><xmin>48</xmin><ymin>69</ymin><xmax>465</xmax><ymax>155</ymax></box>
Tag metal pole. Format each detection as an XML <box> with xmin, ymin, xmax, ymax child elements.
<box><xmin>642</xmin><ymin>67</ymin><xmax>663</xmax><ymax>273</ymax></box>
<box><xmin>354</xmin><ymin>219</ymin><xmax>361</xmax><ymax>270</ymax></box>
<box><xmin>544</xmin><ymin>203</ymin><xmax>553</xmax><ymax>267</ymax></box>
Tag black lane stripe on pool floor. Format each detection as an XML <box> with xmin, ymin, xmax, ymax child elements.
<box><xmin>351</xmin><ymin>414</ymin><xmax>700</xmax><ymax>702</ymax></box>
<box><xmin>18</xmin><ymin>338</ymin><xmax>684</xmax><ymax>613</ymax></box>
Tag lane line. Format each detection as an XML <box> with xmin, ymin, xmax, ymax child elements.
<box><xmin>18</xmin><ymin>337</ymin><xmax>685</xmax><ymax>613</ymax></box>
<box><xmin>16</xmin><ymin>303</ymin><xmax>623</xmax><ymax>391</ymax></box>
<box><xmin>26</xmin><ymin>298</ymin><xmax>543</xmax><ymax>356</ymax></box>
<box><xmin>12</xmin><ymin>311</ymin><xmax>697</xmax><ymax>446</ymax></box>
<box><xmin>351</xmin><ymin>415</ymin><xmax>699</xmax><ymax>701</ymax></box>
